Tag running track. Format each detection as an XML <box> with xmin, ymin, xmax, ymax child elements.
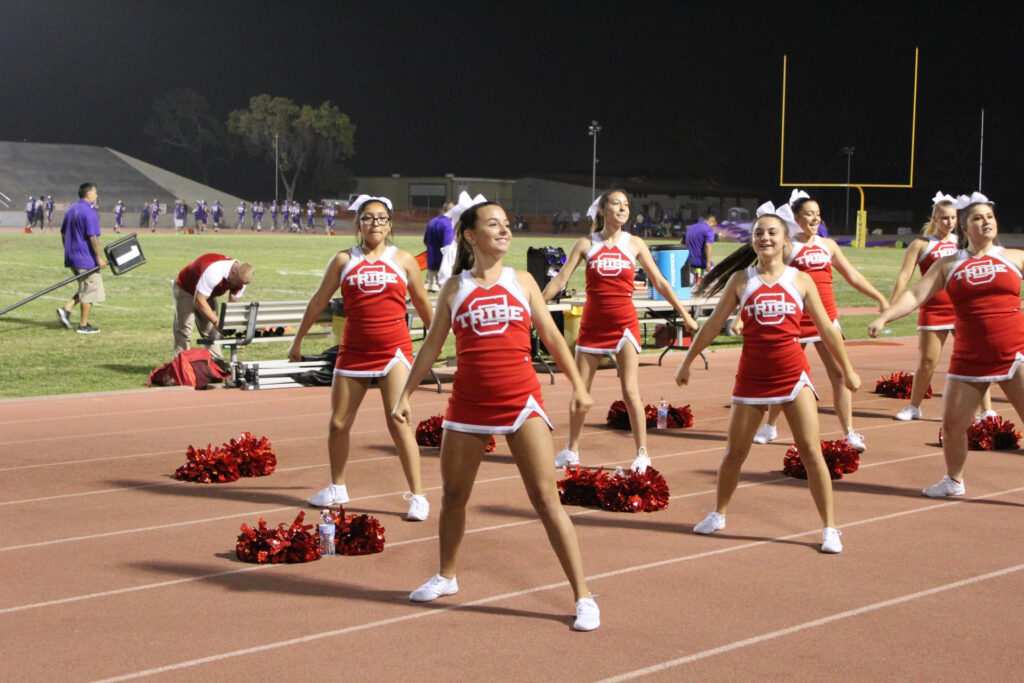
<box><xmin>2</xmin><ymin>338</ymin><xmax>1023</xmax><ymax>680</ymax></box>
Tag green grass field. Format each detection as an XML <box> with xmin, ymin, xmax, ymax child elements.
<box><xmin>0</xmin><ymin>230</ymin><xmax>917</xmax><ymax>398</ymax></box>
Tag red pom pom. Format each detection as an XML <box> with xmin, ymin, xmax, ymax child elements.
<box><xmin>557</xmin><ymin>466</ymin><xmax>611</xmax><ymax>507</ymax></box>
<box><xmin>606</xmin><ymin>400</ymin><xmax>631</xmax><ymax>429</ymax></box>
<box><xmin>174</xmin><ymin>444</ymin><xmax>240</xmax><ymax>483</ymax></box>
<box><xmin>558</xmin><ymin>465</ymin><xmax>670</xmax><ymax>512</ymax></box>
<box><xmin>236</xmin><ymin>511</ymin><xmax>320</xmax><ymax>563</ymax></box>
<box><xmin>965</xmin><ymin>415</ymin><xmax>1021</xmax><ymax>450</ymax></box>
<box><xmin>874</xmin><ymin>371</ymin><xmax>931</xmax><ymax>400</ymax></box>
<box><xmin>606</xmin><ymin>400</ymin><xmax>694</xmax><ymax>429</ymax></box>
<box><xmin>223</xmin><ymin>432</ymin><xmax>277</xmax><ymax>477</ymax></box>
<box><xmin>485</xmin><ymin>435</ymin><xmax>497</xmax><ymax>453</ymax></box>
<box><xmin>782</xmin><ymin>440</ymin><xmax>859</xmax><ymax>480</ymax></box>
<box><xmin>336</xmin><ymin>512</ymin><xmax>386</xmax><ymax>555</ymax></box>
<box><xmin>666</xmin><ymin>404</ymin><xmax>694</xmax><ymax>428</ymax></box>
<box><xmin>599</xmin><ymin>467</ymin><xmax>671</xmax><ymax>513</ymax></box>
<box><xmin>416</xmin><ymin>415</ymin><xmax>445</xmax><ymax>447</ymax></box>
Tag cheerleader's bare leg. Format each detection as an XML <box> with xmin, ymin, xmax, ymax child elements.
<box><xmin>507</xmin><ymin>417</ymin><xmax>591</xmax><ymax>600</ymax></box>
<box><xmin>615</xmin><ymin>342</ymin><xmax>647</xmax><ymax>453</ymax></box>
<box><xmin>713</xmin><ymin>402</ymin><xmax>768</xmax><ymax>514</ymax></box>
<box><xmin>781</xmin><ymin>387</ymin><xmax>834</xmax><ymax>528</ymax></box>
<box><xmin>327</xmin><ymin>375</ymin><xmax>370</xmax><ymax>483</ymax></box>
<box><xmin>814</xmin><ymin>341</ymin><xmax>854</xmax><ymax>436</ymax></box>
<box><xmin>996</xmin><ymin>366</ymin><xmax>1024</xmax><ymax>426</ymax></box>
<box><xmin>378</xmin><ymin>364</ymin><xmax>424</xmax><ymax>495</ymax></box>
<box><xmin>436</xmin><ymin>430</ymin><xmax>487</xmax><ymax>578</ymax></box>
<box><xmin>940</xmin><ymin>377</ymin><xmax>986</xmax><ymax>481</ymax></box>
<box><xmin>912</xmin><ymin>329</ymin><xmax>947</xmax><ymax>408</ymax></box>
<box><xmin>566</xmin><ymin>351</ymin><xmax>600</xmax><ymax>453</ymax></box>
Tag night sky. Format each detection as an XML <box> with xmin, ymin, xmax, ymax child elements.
<box><xmin>3</xmin><ymin>0</ymin><xmax>1022</xmax><ymax>219</ymax></box>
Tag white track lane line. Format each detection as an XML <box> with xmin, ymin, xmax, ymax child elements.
<box><xmin>87</xmin><ymin>484</ymin><xmax>1024</xmax><ymax>682</ymax></box>
<box><xmin>596</xmin><ymin>562</ymin><xmax>1024</xmax><ymax>682</ymax></box>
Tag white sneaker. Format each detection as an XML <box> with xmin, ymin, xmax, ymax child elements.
<box><xmin>573</xmin><ymin>597</ymin><xmax>600</xmax><ymax>631</ymax></box>
<box><xmin>752</xmin><ymin>424</ymin><xmax>777</xmax><ymax>444</ymax></box>
<box><xmin>630</xmin><ymin>447</ymin><xmax>651</xmax><ymax>472</ymax></box>
<box><xmin>555</xmin><ymin>446</ymin><xmax>579</xmax><ymax>468</ymax></box>
<box><xmin>308</xmin><ymin>483</ymin><xmax>349</xmax><ymax>507</ymax></box>
<box><xmin>894</xmin><ymin>405</ymin><xmax>922</xmax><ymax>421</ymax></box>
<box><xmin>922</xmin><ymin>474</ymin><xmax>965</xmax><ymax>498</ymax></box>
<box><xmin>821</xmin><ymin>527</ymin><xmax>843</xmax><ymax>554</ymax></box>
<box><xmin>693</xmin><ymin>511</ymin><xmax>726</xmax><ymax>535</ymax></box>
<box><xmin>845</xmin><ymin>432</ymin><xmax>866</xmax><ymax>453</ymax></box>
<box><xmin>409</xmin><ymin>573</ymin><xmax>458</xmax><ymax>602</ymax></box>
<box><xmin>976</xmin><ymin>410</ymin><xmax>998</xmax><ymax>423</ymax></box>
<box><xmin>404</xmin><ymin>492</ymin><xmax>429</xmax><ymax>521</ymax></box>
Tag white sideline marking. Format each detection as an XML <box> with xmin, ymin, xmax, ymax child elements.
<box><xmin>596</xmin><ymin>562</ymin><xmax>1024</xmax><ymax>682</ymax></box>
<box><xmin>87</xmin><ymin>485</ymin><xmax>1024</xmax><ymax>682</ymax></box>
<box><xmin>5</xmin><ymin>483</ymin><xmax>1022</xmax><ymax>618</ymax></box>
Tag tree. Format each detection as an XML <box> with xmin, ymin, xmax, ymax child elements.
<box><xmin>144</xmin><ymin>88</ymin><xmax>234</xmax><ymax>184</ymax></box>
<box><xmin>227</xmin><ymin>95</ymin><xmax>356</xmax><ymax>201</ymax></box>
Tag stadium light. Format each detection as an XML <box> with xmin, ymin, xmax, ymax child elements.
<box><xmin>588</xmin><ymin>120</ymin><xmax>601</xmax><ymax>200</ymax></box>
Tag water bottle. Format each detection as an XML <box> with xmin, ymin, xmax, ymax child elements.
<box><xmin>319</xmin><ymin>509</ymin><xmax>336</xmax><ymax>557</ymax></box>
<box><xmin>657</xmin><ymin>399</ymin><xmax>668</xmax><ymax>430</ymax></box>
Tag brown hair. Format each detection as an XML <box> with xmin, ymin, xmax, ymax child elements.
<box><xmin>453</xmin><ymin>201</ymin><xmax>502</xmax><ymax>275</ymax></box>
<box><xmin>591</xmin><ymin>188</ymin><xmax>630</xmax><ymax>232</ymax></box>
<box><xmin>696</xmin><ymin>215</ymin><xmax>791</xmax><ymax>297</ymax></box>
<box><xmin>353</xmin><ymin>200</ymin><xmax>394</xmax><ymax>248</ymax></box>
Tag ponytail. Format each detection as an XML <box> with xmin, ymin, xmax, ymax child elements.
<box><xmin>695</xmin><ymin>244</ymin><xmax>756</xmax><ymax>297</ymax></box>
<box><xmin>923</xmin><ymin>199</ymin><xmax>954</xmax><ymax>236</ymax></box>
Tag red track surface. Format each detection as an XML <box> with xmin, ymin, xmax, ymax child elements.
<box><xmin>3</xmin><ymin>338</ymin><xmax>1023</xmax><ymax>681</ymax></box>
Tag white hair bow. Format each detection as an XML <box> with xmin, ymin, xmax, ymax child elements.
<box><xmin>445</xmin><ymin>191</ymin><xmax>488</xmax><ymax>226</ymax></box>
<box><xmin>348</xmin><ymin>194</ymin><xmax>394</xmax><ymax>213</ymax></box>
<box><xmin>755</xmin><ymin>201</ymin><xmax>800</xmax><ymax>236</ymax></box>
<box><xmin>952</xmin><ymin>192</ymin><xmax>993</xmax><ymax>210</ymax></box>
<box><xmin>788</xmin><ymin>188</ymin><xmax>811</xmax><ymax>206</ymax></box>
<box><xmin>586</xmin><ymin>196</ymin><xmax>602</xmax><ymax>220</ymax></box>
<box><xmin>931</xmin><ymin>191</ymin><xmax>956</xmax><ymax>206</ymax></box>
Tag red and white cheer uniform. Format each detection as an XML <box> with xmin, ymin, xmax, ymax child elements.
<box><xmin>944</xmin><ymin>247</ymin><xmax>1024</xmax><ymax>382</ymax></box>
<box><xmin>732</xmin><ymin>266</ymin><xmax>817</xmax><ymax>404</ymax></box>
<box><xmin>443</xmin><ymin>268</ymin><xmax>551</xmax><ymax>434</ymax></box>
<box><xmin>787</xmin><ymin>235</ymin><xmax>840</xmax><ymax>343</ymax></box>
<box><xmin>576</xmin><ymin>232</ymin><xmax>642</xmax><ymax>354</ymax></box>
<box><xmin>915</xmin><ymin>233</ymin><xmax>958</xmax><ymax>331</ymax></box>
<box><xmin>335</xmin><ymin>245</ymin><xmax>413</xmax><ymax>377</ymax></box>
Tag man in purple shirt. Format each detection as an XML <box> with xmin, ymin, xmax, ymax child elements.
<box><xmin>57</xmin><ymin>183</ymin><xmax>106</xmax><ymax>334</ymax></box>
<box><xmin>684</xmin><ymin>213</ymin><xmax>717</xmax><ymax>282</ymax></box>
<box><xmin>423</xmin><ymin>201</ymin><xmax>455</xmax><ymax>292</ymax></box>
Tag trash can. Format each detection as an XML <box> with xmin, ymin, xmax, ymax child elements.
<box><xmin>648</xmin><ymin>246</ymin><xmax>690</xmax><ymax>301</ymax></box>
<box><xmin>330</xmin><ymin>297</ymin><xmax>345</xmax><ymax>346</ymax></box>
<box><xmin>562</xmin><ymin>305</ymin><xmax>583</xmax><ymax>351</ymax></box>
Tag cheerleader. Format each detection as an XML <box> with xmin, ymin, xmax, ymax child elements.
<box><xmin>541</xmin><ymin>189</ymin><xmax>699</xmax><ymax>472</ymax></box>
<box><xmin>888</xmin><ymin>192</ymin><xmax>994</xmax><ymax>421</ymax></box>
<box><xmin>752</xmin><ymin>189</ymin><xmax>887</xmax><ymax>452</ymax></box>
<box><xmin>287</xmin><ymin>195</ymin><xmax>434</xmax><ymax>521</ymax></box>
<box><xmin>393</xmin><ymin>198</ymin><xmax>600</xmax><ymax>631</ymax></box>
<box><xmin>677</xmin><ymin>205</ymin><xmax>860</xmax><ymax>553</ymax></box>
<box><xmin>869</xmin><ymin>193</ymin><xmax>1024</xmax><ymax>497</ymax></box>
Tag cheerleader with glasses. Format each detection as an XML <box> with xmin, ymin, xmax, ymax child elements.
<box><xmin>289</xmin><ymin>195</ymin><xmax>434</xmax><ymax>521</ymax></box>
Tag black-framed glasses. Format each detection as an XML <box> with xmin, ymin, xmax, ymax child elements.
<box><xmin>359</xmin><ymin>215</ymin><xmax>391</xmax><ymax>225</ymax></box>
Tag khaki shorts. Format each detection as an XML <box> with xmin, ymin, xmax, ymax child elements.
<box><xmin>73</xmin><ymin>268</ymin><xmax>106</xmax><ymax>304</ymax></box>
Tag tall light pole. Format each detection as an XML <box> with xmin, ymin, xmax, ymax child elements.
<box><xmin>274</xmin><ymin>134</ymin><xmax>279</xmax><ymax>203</ymax></box>
<box><xmin>842</xmin><ymin>146</ymin><xmax>855</xmax><ymax>232</ymax></box>
<box><xmin>978</xmin><ymin>108</ymin><xmax>985</xmax><ymax>191</ymax></box>
<box><xmin>588</xmin><ymin>120</ymin><xmax>601</xmax><ymax>200</ymax></box>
